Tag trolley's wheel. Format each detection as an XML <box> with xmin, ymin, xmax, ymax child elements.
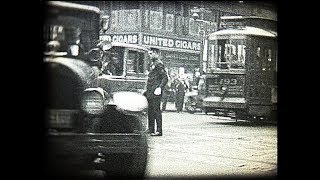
<box><xmin>185</xmin><ymin>105</ymin><xmax>195</xmax><ymax>114</ymax></box>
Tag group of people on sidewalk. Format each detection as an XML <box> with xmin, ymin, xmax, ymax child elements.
<box><xmin>161</xmin><ymin>74</ymin><xmax>190</xmax><ymax>113</ymax></box>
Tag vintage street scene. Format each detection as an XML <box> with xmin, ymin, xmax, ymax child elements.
<box><xmin>43</xmin><ymin>1</ymin><xmax>277</xmax><ymax>179</ymax></box>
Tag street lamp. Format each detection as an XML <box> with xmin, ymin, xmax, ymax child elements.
<box><xmin>191</xmin><ymin>8</ymin><xmax>207</xmax><ymax>75</ymax></box>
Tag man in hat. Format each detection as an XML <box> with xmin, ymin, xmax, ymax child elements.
<box><xmin>144</xmin><ymin>48</ymin><xmax>168</xmax><ymax>136</ymax></box>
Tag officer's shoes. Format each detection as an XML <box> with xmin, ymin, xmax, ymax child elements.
<box><xmin>151</xmin><ymin>132</ymin><xmax>162</xmax><ymax>136</ymax></box>
<box><xmin>145</xmin><ymin>129</ymin><xmax>152</xmax><ymax>134</ymax></box>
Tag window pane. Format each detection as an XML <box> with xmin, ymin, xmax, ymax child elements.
<box><xmin>127</xmin><ymin>50</ymin><xmax>145</xmax><ymax>74</ymax></box>
<box><xmin>150</xmin><ymin>11</ymin><xmax>163</xmax><ymax>30</ymax></box>
<box><xmin>127</xmin><ymin>51</ymin><xmax>136</xmax><ymax>73</ymax></box>
<box><xmin>257</xmin><ymin>47</ymin><xmax>261</xmax><ymax>57</ymax></box>
<box><xmin>213</xmin><ymin>39</ymin><xmax>245</xmax><ymax>69</ymax></box>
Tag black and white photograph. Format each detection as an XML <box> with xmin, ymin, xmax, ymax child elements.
<box><xmin>42</xmin><ymin>1</ymin><xmax>277</xmax><ymax>179</ymax></box>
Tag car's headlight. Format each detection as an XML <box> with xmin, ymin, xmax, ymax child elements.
<box><xmin>112</xmin><ymin>91</ymin><xmax>148</xmax><ymax>113</ymax></box>
<box><xmin>81</xmin><ymin>88</ymin><xmax>106</xmax><ymax>115</ymax></box>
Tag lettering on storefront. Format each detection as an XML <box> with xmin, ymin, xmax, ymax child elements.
<box><xmin>100</xmin><ymin>34</ymin><xmax>138</xmax><ymax>44</ymax></box>
<box><xmin>143</xmin><ymin>35</ymin><xmax>201</xmax><ymax>51</ymax></box>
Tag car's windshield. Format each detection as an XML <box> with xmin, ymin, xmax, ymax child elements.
<box><xmin>43</xmin><ymin>5</ymin><xmax>100</xmax><ymax>57</ymax></box>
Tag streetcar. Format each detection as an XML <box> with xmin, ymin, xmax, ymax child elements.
<box><xmin>200</xmin><ymin>16</ymin><xmax>277</xmax><ymax>121</ymax></box>
<box><xmin>95</xmin><ymin>41</ymin><xmax>151</xmax><ymax>94</ymax></box>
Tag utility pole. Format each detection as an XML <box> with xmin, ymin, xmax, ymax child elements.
<box><xmin>191</xmin><ymin>6</ymin><xmax>210</xmax><ymax>75</ymax></box>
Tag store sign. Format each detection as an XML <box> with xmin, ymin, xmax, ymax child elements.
<box><xmin>142</xmin><ymin>35</ymin><xmax>201</xmax><ymax>51</ymax></box>
<box><xmin>100</xmin><ymin>34</ymin><xmax>138</xmax><ymax>44</ymax></box>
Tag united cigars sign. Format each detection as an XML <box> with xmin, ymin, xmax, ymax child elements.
<box><xmin>100</xmin><ymin>34</ymin><xmax>138</xmax><ymax>44</ymax></box>
<box><xmin>100</xmin><ymin>34</ymin><xmax>201</xmax><ymax>52</ymax></box>
<box><xmin>143</xmin><ymin>35</ymin><xmax>201</xmax><ymax>52</ymax></box>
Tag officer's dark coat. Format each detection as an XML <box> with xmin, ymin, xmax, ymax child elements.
<box><xmin>145</xmin><ymin>58</ymin><xmax>168</xmax><ymax>99</ymax></box>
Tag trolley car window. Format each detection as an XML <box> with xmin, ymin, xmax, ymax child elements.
<box><xmin>256</xmin><ymin>47</ymin><xmax>261</xmax><ymax>57</ymax></box>
<box><xmin>209</xmin><ymin>39</ymin><xmax>246</xmax><ymax>69</ymax></box>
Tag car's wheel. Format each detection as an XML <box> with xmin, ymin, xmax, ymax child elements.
<box><xmin>103</xmin><ymin>154</ymin><xmax>146</xmax><ymax>178</ymax></box>
<box><xmin>103</xmin><ymin>138</ymin><xmax>148</xmax><ymax>178</ymax></box>
<box><xmin>186</xmin><ymin>105</ymin><xmax>196</xmax><ymax>114</ymax></box>
<box><xmin>130</xmin><ymin>151</ymin><xmax>148</xmax><ymax>178</ymax></box>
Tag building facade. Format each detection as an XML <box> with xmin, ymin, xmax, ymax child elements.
<box><xmin>72</xmin><ymin>1</ymin><xmax>276</xmax><ymax>77</ymax></box>
<box><xmin>80</xmin><ymin>1</ymin><xmax>224</xmax><ymax>77</ymax></box>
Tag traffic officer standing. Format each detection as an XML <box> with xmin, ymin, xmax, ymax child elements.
<box><xmin>144</xmin><ymin>48</ymin><xmax>168</xmax><ymax>136</ymax></box>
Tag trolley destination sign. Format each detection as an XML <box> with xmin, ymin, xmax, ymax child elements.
<box><xmin>206</xmin><ymin>74</ymin><xmax>245</xmax><ymax>97</ymax></box>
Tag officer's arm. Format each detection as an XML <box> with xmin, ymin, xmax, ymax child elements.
<box><xmin>159</xmin><ymin>68</ymin><xmax>168</xmax><ymax>89</ymax></box>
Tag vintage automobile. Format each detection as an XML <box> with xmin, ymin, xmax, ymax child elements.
<box><xmin>43</xmin><ymin>1</ymin><xmax>148</xmax><ymax>178</ymax></box>
<box><xmin>95</xmin><ymin>41</ymin><xmax>151</xmax><ymax>95</ymax></box>
<box><xmin>184</xmin><ymin>85</ymin><xmax>205</xmax><ymax>114</ymax></box>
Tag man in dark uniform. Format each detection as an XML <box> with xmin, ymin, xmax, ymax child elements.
<box><xmin>144</xmin><ymin>48</ymin><xmax>168</xmax><ymax>136</ymax></box>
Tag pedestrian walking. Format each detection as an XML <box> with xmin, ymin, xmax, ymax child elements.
<box><xmin>144</xmin><ymin>48</ymin><xmax>168</xmax><ymax>136</ymax></box>
<box><xmin>175</xmin><ymin>77</ymin><xmax>188</xmax><ymax>113</ymax></box>
<box><xmin>161</xmin><ymin>75</ymin><xmax>175</xmax><ymax>112</ymax></box>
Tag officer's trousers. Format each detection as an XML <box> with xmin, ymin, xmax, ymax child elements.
<box><xmin>147</xmin><ymin>97</ymin><xmax>162</xmax><ymax>134</ymax></box>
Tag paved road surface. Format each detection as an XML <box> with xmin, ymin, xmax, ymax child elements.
<box><xmin>145</xmin><ymin>109</ymin><xmax>277</xmax><ymax>178</ymax></box>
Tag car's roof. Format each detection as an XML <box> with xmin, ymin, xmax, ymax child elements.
<box><xmin>111</xmin><ymin>42</ymin><xmax>151</xmax><ymax>52</ymax></box>
<box><xmin>47</xmin><ymin>1</ymin><xmax>101</xmax><ymax>14</ymax></box>
<box><xmin>208</xmin><ymin>26</ymin><xmax>277</xmax><ymax>39</ymax></box>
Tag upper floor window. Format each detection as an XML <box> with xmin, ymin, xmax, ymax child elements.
<box><xmin>150</xmin><ymin>11</ymin><xmax>163</xmax><ymax>30</ymax></box>
<box><xmin>149</xmin><ymin>1</ymin><xmax>163</xmax><ymax>11</ymax></box>
<box><xmin>123</xmin><ymin>1</ymin><xmax>140</xmax><ymax>9</ymax></box>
